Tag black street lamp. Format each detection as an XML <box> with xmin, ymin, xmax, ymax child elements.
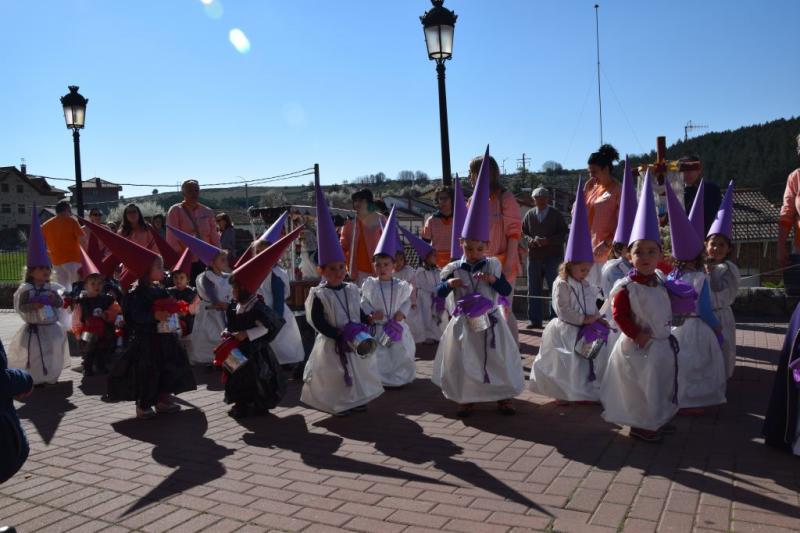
<box><xmin>420</xmin><ymin>0</ymin><xmax>457</xmax><ymax>188</ymax></box>
<box><xmin>60</xmin><ymin>85</ymin><xmax>88</xmax><ymax>217</ymax></box>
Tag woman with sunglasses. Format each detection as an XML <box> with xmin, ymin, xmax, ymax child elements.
<box><xmin>118</xmin><ymin>204</ymin><xmax>158</xmax><ymax>252</ymax></box>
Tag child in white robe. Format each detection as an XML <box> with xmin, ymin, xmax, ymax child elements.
<box><xmin>531</xmin><ymin>261</ymin><xmax>609</xmax><ymax>404</ymax></box>
<box><xmin>393</xmin><ymin>250</ymin><xmax>423</xmax><ymax>342</ymax></box>
<box><xmin>8</xmin><ymin>268</ymin><xmax>69</xmax><ymax>385</ymax></box>
<box><xmin>361</xmin><ymin>254</ymin><xmax>416</xmax><ymax>387</ymax></box>
<box><xmin>254</xmin><ymin>240</ymin><xmax>305</xmax><ymax>366</ymax></box>
<box><xmin>301</xmin><ymin>261</ymin><xmax>384</xmax><ymax>415</ymax></box>
<box><xmin>413</xmin><ymin>250</ymin><xmax>447</xmax><ymax>344</ymax></box>
<box><xmin>190</xmin><ymin>252</ymin><xmax>231</xmax><ymax>365</ymax></box>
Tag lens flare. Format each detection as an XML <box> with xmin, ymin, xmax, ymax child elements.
<box><xmin>229</xmin><ymin>28</ymin><xmax>251</xmax><ymax>54</ymax></box>
<box><xmin>202</xmin><ymin>0</ymin><xmax>223</xmax><ymax>20</ymax></box>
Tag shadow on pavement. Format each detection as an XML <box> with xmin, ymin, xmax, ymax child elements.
<box><xmin>112</xmin><ymin>407</ymin><xmax>233</xmax><ymax>515</ymax></box>
<box><xmin>240</xmin><ymin>413</ymin><xmax>454</xmax><ymax>487</ymax></box>
<box><xmin>16</xmin><ymin>381</ymin><xmax>77</xmax><ymax>445</ymax></box>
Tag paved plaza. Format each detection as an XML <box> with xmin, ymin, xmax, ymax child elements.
<box><xmin>0</xmin><ymin>312</ymin><xmax>798</xmax><ymax>533</ymax></box>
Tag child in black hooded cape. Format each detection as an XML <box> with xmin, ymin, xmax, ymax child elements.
<box><xmin>222</xmin><ymin>276</ymin><xmax>287</xmax><ymax>419</ymax></box>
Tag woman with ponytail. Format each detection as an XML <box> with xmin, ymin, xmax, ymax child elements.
<box><xmin>584</xmin><ymin>144</ymin><xmax>621</xmax><ymax>287</ymax></box>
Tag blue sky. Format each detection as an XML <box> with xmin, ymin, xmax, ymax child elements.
<box><xmin>1</xmin><ymin>0</ymin><xmax>798</xmax><ymax>197</ymax></box>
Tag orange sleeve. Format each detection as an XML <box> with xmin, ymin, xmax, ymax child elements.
<box><xmin>501</xmin><ymin>191</ymin><xmax>522</xmax><ymax>241</ymax></box>
<box><xmin>421</xmin><ymin>216</ymin><xmax>432</xmax><ymax>240</ymax></box>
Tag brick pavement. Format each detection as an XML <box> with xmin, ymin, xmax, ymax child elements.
<box><xmin>0</xmin><ymin>313</ymin><xmax>798</xmax><ymax>533</ymax></box>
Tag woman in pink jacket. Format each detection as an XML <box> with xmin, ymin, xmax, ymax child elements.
<box><xmin>778</xmin><ymin>133</ymin><xmax>800</xmax><ymax>267</ymax></box>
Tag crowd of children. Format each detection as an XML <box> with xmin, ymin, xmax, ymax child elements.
<box><xmin>3</xmin><ymin>149</ymin><xmax>745</xmax><ymax>447</ymax></box>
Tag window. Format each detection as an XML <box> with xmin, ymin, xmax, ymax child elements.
<box><xmin>0</xmin><ymin>184</ymin><xmax>7</xmax><ymax>193</ymax></box>
<box><xmin>16</xmin><ymin>185</ymin><xmax>23</xmax><ymax>193</ymax></box>
<box><xmin>18</xmin><ymin>205</ymin><xmax>25</xmax><ymax>214</ymax></box>
<box><xmin>1</xmin><ymin>204</ymin><xmax>10</xmax><ymax>214</ymax></box>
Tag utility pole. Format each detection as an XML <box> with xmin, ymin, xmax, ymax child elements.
<box><xmin>594</xmin><ymin>4</ymin><xmax>604</xmax><ymax>146</ymax></box>
<box><xmin>517</xmin><ymin>153</ymin><xmax>533</xmax><ymax>189</ymax></box>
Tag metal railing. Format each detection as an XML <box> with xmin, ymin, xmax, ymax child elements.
<box><xmin>0</xmin><ymin>250</ymin><xmax>26</xmax><ymax>283</ymax></box>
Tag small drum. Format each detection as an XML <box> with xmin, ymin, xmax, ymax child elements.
<box><xmin>574</xmin><ymin>338</ymin><xmax>605</xmax><ymax>361</ymax></box>
<box><xmin>157</xmin><ymin>313</ymin><xmax>181</xmax><ymax>334</ymax></box>
<box><xmin>348</xmin><ymin>331</ymin><xmax>377</xmax><ymax>359</ymax></box>
<box><xmin>467</xmin><ymin>313</ymin><xmax>491</xmax><ymax>333</ymax></box>
<box><xmin>35</xmin><ymin>305</ymin><xmax>57</xmax><ymax>323</ymax></box>
<box><xmin>80</xmin><ymin>331</ymin><xmax>98</xmax><ymax>344</ymax></box>
<box><xmin>376</xmin><ymin>328</ymin><xmax>394</xmax><ymax>348</ymax></box>
<box><xmin>223</xmin><ymin>348</ymin><xmax>248</xmax><ymax>373</ymax></box>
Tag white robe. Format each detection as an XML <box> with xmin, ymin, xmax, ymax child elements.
<box><xmin>432</xmin><ymin>257</ymin><xmax>525</xmax><ymax>404</ymax></box>
<box><xmin>7</xmin><ymin>283</ymin><xmax>70</xmax><ymax>385</ymax></box>
<box><xmin>360</xmin><ymin>277</ymin><xmax>416</xmax><ymax>386</ymax></box>
<box><xmin>301</xmin><ymin>283</ymin><xmax>384</xmax><ymax>414</ymax></box>
<box><xmin>188</xmin><ymin>270</ymin><xmax>231</xmax><ymax>364</ymax></box>
<box><xmin>601</xmin><ymin>257</ymin><xmax>631</xmax><ymax>298</ymax></box>
<box><xmin>258</xmin><ymin>267</ymin><xmax>305</xmax><ymax>365</ymax></box>
<box><xmin>601</xmin><ymin>279</ymin><xmax>679</xmax><ymax>431</ymax></box>
<box><xmin>530</xmin><ymin>276</ymin><xmax>609</xmax><ymax>401</ymax></box>
<box><xmin>670</xmin><ymin>270</ymin><xmax>727</xmax><ymax>408</ymax></box>
<box><xmin>709</xmin><ymin>261</ymin><xmax>739</xmax><ymax>378</ymax></box>
<box><xmin>394</xmin><ymin>265</ymin><xmax>423</xmax><ymax>342</ymax></box>
<box><xmin>412</xmin><ymin>266</ymin><xmax>447</xmax><ymax>342</ymax></box>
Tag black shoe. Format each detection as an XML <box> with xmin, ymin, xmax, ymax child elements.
<box><xmin>0</xmin><ymin>525</ymin><xmax>19</xmax><ymax>532</ymax></box>
<box><xmin>526</xmin><ymin>322</ymin><xmax>542</xmax><ymax>329</ymax></box>
<box><xmin>228</xmin><ymin>403</ymin><xmax>249</xmax><ymax>419</ymax></box>
<box><xmin>349</xmin><ymin>404</ymin><xmax>368</xmax><ymax>413</ymax></box>
<box><xmin>457</xmin><ymin>403</ymin><xmax>475</xmax><ymax>418</ymax></box>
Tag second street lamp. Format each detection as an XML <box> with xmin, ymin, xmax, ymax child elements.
<box><xmin>420</xmin><ymin>0</ymin><xmax>457</xmax><ymax>188</ymax></box>
<box><xmin>60</xmin><ymin>85</ymin><xmax>88</xmax><ymax>217</ymax></box>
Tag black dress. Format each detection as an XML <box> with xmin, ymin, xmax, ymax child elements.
<box><xmin>107</xmin><ymin>284</ymin><xmax>197</xmax><ymax>408</ymax></box>
<box><xmin>75</xmin><ymin>293</ymin><xmax>117</xmax><ymax>372</ymax></box>
<box><xmin>763</xmin><ymin>303</ymin><xmax>800</xmax><ymax>453</ymax></box>
<box><xmin>167</xmin><ymin>286</ymin><xmax>197</xmax><ymax>335</ymax></box>
<box><xmin>223</xmin><ymin>298</ymin><xmax>286</xmax><ymax>410</ymax></box>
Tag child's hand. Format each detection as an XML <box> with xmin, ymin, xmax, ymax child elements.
<box><xmin>234</xmin><ymin>331</ymin><xmax>248</xmax><ymax>341</ymax></box>
<box><xmin>634</xmin><ymin>330</ymin><xmax>652</xmax><ymax>348</ymax></box>
<box><xmin>473</xmin><ymin>272</ymin><xmax>496</xmax><ymax>284</ymax></box>
<box><xmin>598</xmin><ymin>318</ymin><xmax>609</xmax><ymax>327</ymax></box>
<box><xmin>392</xmin><ymin>312</ymin><xmax>405</xmax><ymax>322</ymax></box>
<box><xmin>371</xmin><ymin>310</ymin><xmax>385</xmax><ymax>322</ymax></box>
<box><xmin>582</xmin><ymin>314</ymin><xmax>599</xmax><ymax>325</ymax></box>
<box><xmin>448</xmin><ymin>278</ymin><xmax>464</xmax><ymax>289</ymax></box>
<box><xmin>215</xmin><ymin>302</ymin><xmax>228</xmax><ymax>310</ymax></box>
<box><xmin>33</xmin><ymin>302</ymin><xmax>44</xmax><ymax>310</ymax></box>
<box><xmin>154</xmin><ymin>310</ymin><xmax>170</xmax><ymax>321</ymax></box>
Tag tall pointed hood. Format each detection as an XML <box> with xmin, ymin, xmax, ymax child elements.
<box><xmin>86</xmin><ymin>230</ymin><xmax>104</xmax><ymax>268</ymax></box>
<box><xmin>450</xmin><ymin>175</ymin><xmax>467</xmax><ymax>259</ymax></box>
<box><xmin>398</xmin><ymin>225</ymin><xmax>434</xmax><ymax>262</ymax></box>
<box><xmin>688</xmin><ymin>179</ymin><xmax>705</xmax><ymax>238</ymax></box>
<box><xmin>665</xmin><ymin>181</ymin><xmax>704</xmax><ymax>260</ymax></box>
<box><xmin>149</xmin><ymin>226</ymin><xmax>181</xmax><ymax>270</ymax></box>
<box><xmin>27</xmin><ymin>204</ymin><xmax>51</xmax><ymax>268</ymax></box>
<box><xmin>707</xmin><ymin>181</ymin><xmax>734</xmax><ymax>240</ymax></box>
<box><xmin>374</xmin><ymin>206</ymin><xmax>401</xmax><ymax>257</ymax></box>
<box><xmin>172</xmin><ymin>248</ymin><xmax>192</xmax><ymax>276</ymax></box>
<box><xmin>613</xmin><ymin>156</ymin><xmax>638</xmax><ymax>245</ymax></box>
<box><xmin>628</xmin><ymin>170</ymin><xmax>661</xmax><ymax>246</ymax></box>
<box><xmin>167</xmin><ymin>225</ymin><xmax>224</xmax><ymax>266</ymax></box>
<box><xmin>99</xmin><ymin>253</ymin><xmax>119</xmax><ymax>279</ymax></box>
<box><xmin>79</xmin><ymin>245</ymin><xmax>100</xmax><ymax>278</ymax></box>
<box><xmin>461</xmin><ymin>145</ymin><xmax>491</xmax><ymax>242</ymax></box>
<box><xmin>261</xmin><ymin>211</ymin><xmax>289</xmax><ymax>244</ymax></box>
<box><xmin>315</xmin><ymin>173</ymin><xmax>346</xmax><ymax>266</ymax></box>
<box><xmin>231</xmin><ymin>226</ymin><xmax>303</xmax><ymax>295</ymax></box>
<box><xmin>565</xmin><ymin>177</ymin><xmax>594</xmax><ymax>263</ymax></box>
<box><xmin>81</xmin><ymin>218</ymin><xmax>160</xmax><ymax>278</ymax></box>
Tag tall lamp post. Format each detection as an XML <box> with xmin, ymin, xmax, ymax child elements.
<box><xmin>420</xmin><ymin>0</ymin><xmax>457</xmax><ymax>188</ymax></box>
<box><xmin>60</xmin><ymin>86</ymin><xmax>88</xmax><ymax>217</ymax></box>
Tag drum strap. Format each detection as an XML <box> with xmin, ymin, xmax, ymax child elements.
<box><xmin>26</xmin><ymin>324</ymin><xmax>47</xmax><ymax>376</ymax></box>
<box><xmin>668</xmin><ymin>334</ymin><xmax>680</xmax><ymax>404</ymax></box>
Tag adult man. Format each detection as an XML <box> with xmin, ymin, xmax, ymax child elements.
<box><xmin>521</xmin><ymin>188</ymin><xmax>567</xmax><ymax>329</ymax></box>
<box><xmin>167</xmin><ymin>180</ymin><xmax>221</xmax><ymax>283</ymax></box>
<box><xmin>41</xmin><ymin>200</ymin><xmax>84</xmax><ymax>288</ymax></box>
<box><xmin>340</xmin><ymin>189</ymin><xmax>386</xmax><ymax>285</ymax></box>
<box><xmin>680</xmin><ymin>155</ymin><xmax>722</xmax><ymax>235</ymax></box>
